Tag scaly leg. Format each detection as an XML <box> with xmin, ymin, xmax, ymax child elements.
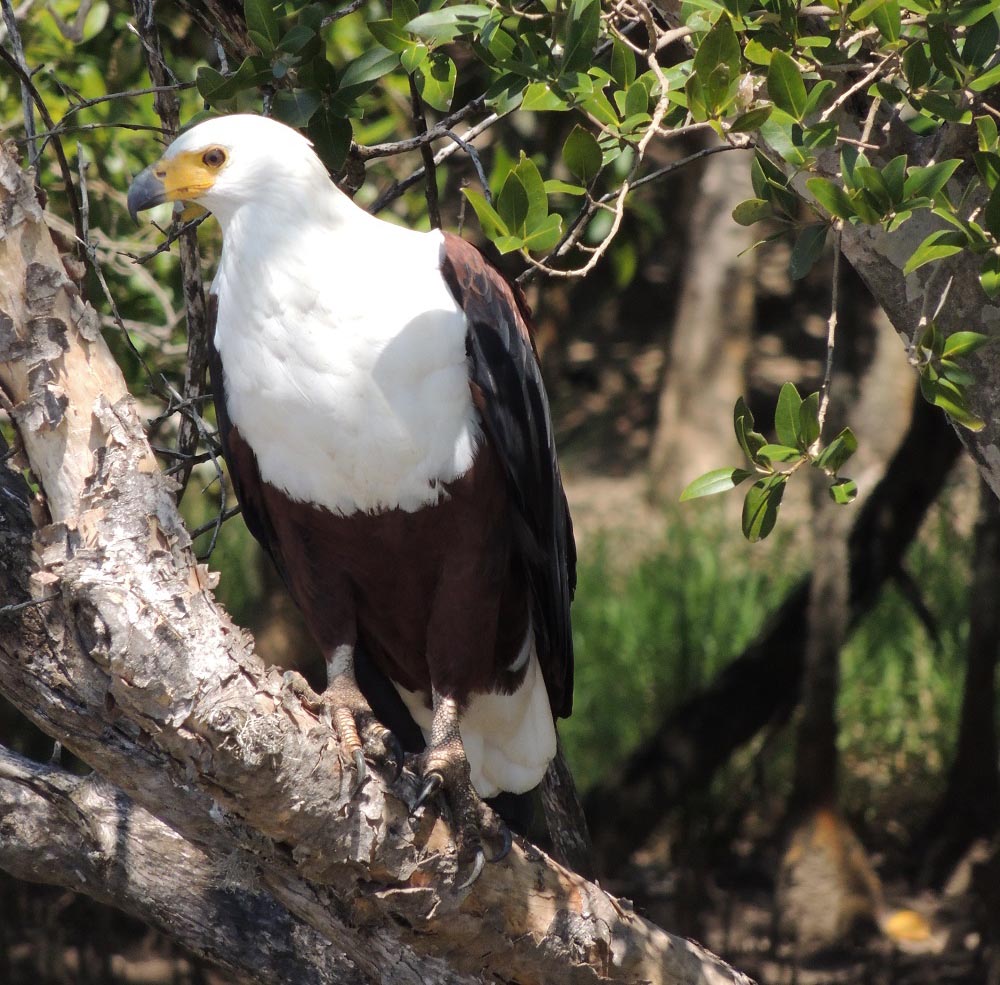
<box><xmin>288</xmin><ymin>644</ymin><xmax>402</xmax><ymax>792</ymax></box>
<box><xmin>412</xmin><ymin>688</ymin><xmax>512</xmax><ymax>889</ymax></box>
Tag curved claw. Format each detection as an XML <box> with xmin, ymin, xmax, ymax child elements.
<box><xmin>487</xmin><ymin>819</ymin><xmax>512</xmax><ymax>864</ymax></box>
<box><xmin>385</xmin><ymin>731</ymin><xmax>404</xmax><ymax>783</ymax></box>
<box><xmin>455</xmin><ymin>847</ymin><xmax>486</xmax><ymax>891</ymax></box>
<box><xmin>412</xmin><ymin>772</ymin><xmax>443</xmax><ymax>813</ymax></box>
<box><xmin>351</xmin><ymin>748</ymin><xmax>368</xmax><ymax>795</ymax></box>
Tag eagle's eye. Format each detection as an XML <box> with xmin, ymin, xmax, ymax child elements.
<box><xmin>202</xmin><ymin>147</ymin><xmax>227</xmax><ymax>169</ymax></box>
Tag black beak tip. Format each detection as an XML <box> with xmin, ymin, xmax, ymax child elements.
<box><xmin>127</xmin><ymin>165</ymin><xmax>167</xmax><ymax>225</ymax></box>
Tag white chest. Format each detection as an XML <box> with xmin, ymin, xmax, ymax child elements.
<box><xmin>212</xmin><ymin>223</ymin><xmax>481</xmax><ymax>514</ymax></box>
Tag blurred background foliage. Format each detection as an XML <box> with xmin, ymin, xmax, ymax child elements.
<box><xmin>2</xmin><ymin>0</ymin><xmax>999</xmax><ymax>982</ymax></box>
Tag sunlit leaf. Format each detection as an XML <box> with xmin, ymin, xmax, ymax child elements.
<box><xmin>680</xmin><ymin>467</ymin><xmax>754</xmax><ymax>501</ymax></box>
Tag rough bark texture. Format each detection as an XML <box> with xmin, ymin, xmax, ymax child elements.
<box><xmin>587</xmin><ymin>394</ymin><xmax>961</xmax><ymax>871</ymax></box>
<box><xmin>0</xmin><ymin>745</ymin><xmax>369</xmax><ymax>985</ymax></box>
<box><xmin>0</xmin><ymin>144</ymin><xmax>752</xmax><ymax>985</ymax></box>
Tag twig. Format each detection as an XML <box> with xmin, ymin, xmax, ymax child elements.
<box><xmin>0</xmin><ymin>593</ymin><xmax>61</xmax><ymax>618</ymax></box>
<box><xmin>0</xmin><ymin>45</ymin><xmax>85</xmax><ymax>250</ymax></box>
<box><xmin>368</xmin><ymin>110</ymin><xmax>507</xmax><ymax>214</ymax></box>
<box><xmin>354</xmin><ymin>96</ymin><xmax>486</xmax><ymax>160</ymax></box>
<box><xmin>320</xmin><ymin>0</ymin><xmax>366</xmax><ymax>27</ymax></box>
<box><xmin>190</xmin><ymin>505</ymin><xmax>242</xmax><ymax>540</ymax></box>
<box><xmin>131</xmin><ymin>0</ymin><xmax>210</xmax><ymax>501</ymax></box>
<box><xmin>820</xmin><ymin>55</ymin><xmax>893</xmax><ymax>123</ymax></box>
<box><xmin>1</xmin><ymin>0</ymin><xmax>37</xmax><ymax>167</ymax></box>
<box><xmin>407</xmin><ymin>76</ymin><xmax>441</xmax><ymax>229</ymax></box>
<box><xmin>816</xmin><ymin>226</ymin><xmax>841</xmax><ymax>442</ymax></box>
<box><xmin>443</xmin><ymin>130</ymin><xmax>492</xmax><ymax>203</ymax></box>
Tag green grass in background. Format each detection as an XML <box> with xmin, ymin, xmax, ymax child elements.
<box><xmin>561</xmin><ymin>508</ymin><xmax>804</xmax><ymax>791</ymax></box>
<box><xmin>563</xmin><ymin>499</ymin><xmax>976</xmax><ymax>820</ymax></box>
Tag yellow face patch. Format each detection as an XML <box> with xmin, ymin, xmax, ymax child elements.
<box><xmin>155</xmin><ymin>147</ymin><xmax>227</xmax><ymax>202</ymax></box>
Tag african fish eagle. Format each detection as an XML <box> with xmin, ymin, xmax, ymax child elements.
<box><xmin>128</xmin><ymin>114</ymin><xmax>576</xmax><ymax>885</ymax></box>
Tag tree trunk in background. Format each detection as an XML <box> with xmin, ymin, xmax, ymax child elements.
<box><xmin>788</xmin><ymin>475</ymin><xmax>850</xmax><ymax>815</ymax></box>
<box><xmin>649</xmin><ymin>145</ymin><xmax>756</xmax><ymax>501</ymax></box>
<box><xmin>917</xmin><ymin>480</ymin><xmax>1000</xmax><ymax>886</ymax></box>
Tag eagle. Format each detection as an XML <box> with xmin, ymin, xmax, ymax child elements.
<box><xmin>128</xmin><ymin>114</ymin><xmax>576</xmax><ymax>885</ymax></box>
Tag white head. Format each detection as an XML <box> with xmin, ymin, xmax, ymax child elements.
<box><xmin>127</xmin><ymin>114</ymin><xmax>335</xmax><ymax>227</ymax></box>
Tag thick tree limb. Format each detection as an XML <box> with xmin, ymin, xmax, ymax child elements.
<box><xmin>0</xmin><ymin>143</ymin><xmax>751</xmax><ymax>984</ymax></box>
<box><xmin>0</xmin><ymin>744</ymin><xmax>375</xmax><ymax>985</ymax></box>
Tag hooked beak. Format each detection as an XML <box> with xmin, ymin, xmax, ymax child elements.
<box><xmin>127</xmin><ymin>164</ymin><xmax>168</xmax><ymax>223</ymax></box>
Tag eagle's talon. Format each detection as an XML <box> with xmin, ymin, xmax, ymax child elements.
<box><xmin>455</xmin><ymin>846</ymin><xmax>486</xmax><ymax>891</ymax></box>
<box><xmin>413</xmin><ymin>772</ymin><xmax>444</xmax><ymax>813</ymax></box>
<box><xmin>487</xmin><ymin>819</ymin><xmax>512</xmax><ymax>864</ymax></box>
<box><xmin>351</xmin><ymin>748</ymin><xmax>368</xmax><ymax>793</ymax></box>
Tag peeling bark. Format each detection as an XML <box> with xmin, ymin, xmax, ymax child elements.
<box><xmin>0</xmin><ymin>144</ymin><xmax>752</xmax><ymax>985</ymax></box>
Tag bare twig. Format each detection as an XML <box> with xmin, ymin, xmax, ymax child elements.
<box><xmin>0</xmin><ymin>44</ymin><xmax>85</xmax><ymax>249</ymax></box>
<box><xmin>131</xmin><ymin>0</ymin><xmax>210</xmax><ymax>501</ymax></box>
<box><xmin>816</xmin><ymin>226</ymin><xmax>842</xmax><ymax>441</ymax></box>
<box><xmin>355</xmin><ymin>96</ymin><xmax>486</xmax><ymax>160</ymax></box>
<box><xmin>408</xmin><ymin>76</ymin><xmax>441</xmax><ymax>229</ymax></box>
<box><xmin>1</xmin><ymin>0</ymin><xmax>37</xmax><ymax>166</ymax></box>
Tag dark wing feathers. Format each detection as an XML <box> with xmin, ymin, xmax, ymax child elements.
<box><xmin>440</xmin><ymin>233</ymin><xmax>576</xmax><ymax>719</ymax></box>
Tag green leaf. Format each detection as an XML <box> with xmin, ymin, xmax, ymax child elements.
<box><xmin>758</xmin><ymin>443</ymin><xmax>802</xmax><ymax>463</ymax></box>
<box><xmin>511</xmin><ymin>153</ymin><xmax>549</xmax><ymax>231</ymax></box>
<box><xmin>271</xmin><ymin>89</ymin><xmax>322</xmax><ymax>127</ymax></box>
<box><xmin>521</xmin><ymin>213</ymin><xmax>563</xmax><ymax>252</ymax></box>
<box><xmin>611</xmin><ymin>37</ymin><xmax>636</xmax><ymax>88</ymax></box>
<box><xmin>404</xmin><ymin>4</ymin><xmax>489</xmax><ymax>41</ymax></box>
<box><xmin>774</xmin><ymin>381</ymin><xmax>803</xmax><ymax>447</ymax></box>
<box><xmin>462</xmin><ymin>188</ymin><xmax>510</xmax><ymax>241</ymax></box>
<box><xmin>903</xmin><ymin>159</ymin><xmax>961</xmax><ymax>200</ymax></box>
<box><xmin>902</xmin><ymin>41</ymin><xmax>931</xmax><ymax>88</ymax></box>
<box><xmin>416</xmin><ymin>52</ymin><xmax>456</xmax><ymax>111</ymax></box>
<box><xmin>963</xmin><ymin>12</ymin><xmax>999</xmax><ymax>70</ymax></box>
<box><xmin>882</xmin><ymin>155</ymin><xmax>907</xmax><ymax>205</ymax></box>
<box><xmin>970</xmin><ymin>63</ymin><xmax>1000</xmax><ymax>92</ymax></box>
<box><xmin>920</xmin><ymin>374</ymin><xmax>985</xmax><ymax>430</ymax></box>
<box><xmin>307</xmin><ymin>104</ymin><xmax>352</xmax><ymax>171</ymax></box>
<box><xmin>691</xmin><ymin>14</ymin><xmax>741</xmax><ymax>116</ymax></box>
<box><xmin>196</xmin><ymin>58</ymin><xmax>270</xmax><ymax>103</ymax></box>
<box><xmin>544</xmin><ymin>179</ymin><xmax>586</xmax><ymax>195</ymax></box>
<box><xmin>742</xmin><ymin>474</ymin><xmax>787</xmax><ymax>542</ymax></box>
<box><xmin>942</xmin><ymin>331</ymin><xmax>991</xmax><ymax>359</ymax></box>
<box><xmin>680</xmin><ymin>467</ymin><xmax>754</xmax><ymax>501</ymax></box>
<box><xmin>729</xmin><ymin>106</ymin><xmax>773</xmax><ymax>132</ymax></box>
<box><xmin>339</xmin><ymin>46</ymin><xmax>401</xmax><ymax>92</ymax></box>
<box><xmin>807</xmin><ymin>177</ymin><xmax>857</xmax><ymax>219</ymax></box>
<box><xmin>850</xmin><ymin>0</ymin><xmax>888</xmax><ymax>21</ymax></box>
<box><xmin>981</xmin><ymin>254</ymin><xmax>1000</xmax><ymax>299</ymax></box>
<box><xmin>799</xmin><ymin>392</ymin><xmax>820</xmax><ymax>449</ymax></box>
<box><xmin>829</xmin><ymin>478</ymin><xmax>858</xmax><ymax>504</ymax></box>
<box><xmin>496</xmin><ymin>170</ymin><xmax>530</xmax><ymax>235</ymax></box>
<box><xmin>902</xmin><ymin>229</ymin><xmax>967</xmax><ymax>275</ymax></box>
<box><xmin>974</xmin><ymin>151</ymin><xmax>1000</xmax><ymax>191</ymax></box>
<box><xmin>563</xmin><ymin>0</ymin><xmax>601</xmax><ymax>72</ymax></box>
<box><xmin>245</xmin><ymin>0</ymin><xmax>280</xmax><ymax>52</ymax></box>
<box><xmin>871</xmin><ymin>0</ymin><xmax>900</xmax><ymax>42</ymax></box>
<box><xmin>815</xmin><ymin>427</ymin><xmax>858</xmax><ymax>473</ymax></box>
<box><xmin>802</xmin><ymin>79</ymin><xmax>836</xmax><ymax>118</ymax></box>
<box><xmin>734</xmin><ymin>396</ymin><xmax>768</xmax><ymax>462</ymax></box>
<box><xmin>562</xmin><ymin>125</ymin><xmax>602</xmax><ymax>183</ymax></box>
<box><xmin>522</xmin><ymin>82</ymin><xmax>569</xmax><ymax>111</ymax></box>
<box><xmin>732</xmin><ymin>198</ymin><xmax>772</xmax><ymax>226</ymax></box>
<box><xmin>745</xmin><ymin>39</ymin><xmax>772</xmax><ymax>65</ymax></box>
<box><xmin>790</xmin><ymin>223</ymin><xmax>828</xmax><ymax>280</ymax></box>
<box><xmin>767</xmin><ymin>50</ymin><xmax>808</xmax><ymax>121</ymax></box>
<box><xmin>978</xmin><ymin>115</ymin><xmax>999</xmax><ymax>152</ymax></box>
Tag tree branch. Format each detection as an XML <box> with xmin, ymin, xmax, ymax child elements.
<box><xmin>0</xmin><ymin>138</ymin><xmax>751</xmax><ymax>985</ymax></box>
<box><xmin>0</xmin><ymin>745</ymin><xmax>380</xmax><ymax>985</ymax></box>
